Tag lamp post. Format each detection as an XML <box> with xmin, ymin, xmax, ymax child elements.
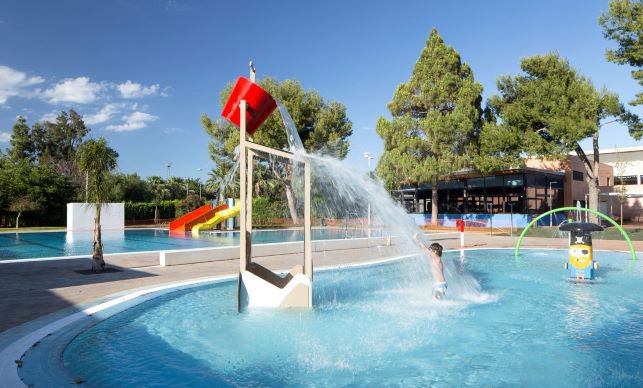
<box><xmin>197</xmin><ymin>168</ymin><xmax>203</xmax><ymax>199</ymax></box>
<box><xmin>549</xmin><ymin>181</ymin><xmax>557</xmax><ymax>227</ymax></box>
<box><xmin>166</xmin><ymin>163</ymin><xmax>172</xmax><ymax>181</ymax></box>
<box><xmin>364</xmin><ymin>152</ymin><xmax>374</xmax><ymax>234</ymax></box>
<box><xmin>507</xmin><ymin>201</ymin><xmax>516</xmax><ymax>236</ymax></box>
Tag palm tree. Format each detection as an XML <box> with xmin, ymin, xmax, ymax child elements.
<box><xmin>77</xmin><ymin>138</ymin><xmax>118</xmax><ymax>272</ymax></box>
<box><xmin>146</xmin><ymin>176</ymin><xmax>171</xmax><ymax>200</ymax></box>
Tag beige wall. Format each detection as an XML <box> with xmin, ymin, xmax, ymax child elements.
<box><xmin>526</xmin><ymin>155</ymin><xmax>614</xmax><ymax>207</ymax></box>
<box><xmin>595</xmin><ymin>147</ymin><xmax>643</xmax><ymax>221</ymax></box>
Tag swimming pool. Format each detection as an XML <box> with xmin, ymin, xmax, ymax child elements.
<box><xmin>0</xmin><ymin>228</ymin><xmax>373</xmax><ymax>261</ymax></box>
<box><xmin>49</xmin><ymin>249</ymin><xmax>641</xmax><ymax>387</ymax></box>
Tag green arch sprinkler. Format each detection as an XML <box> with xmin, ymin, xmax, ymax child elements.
<box><xmin>514</xmin><ymin>207</ymin><xmax>637</xmax><ymax>262</ymax></box>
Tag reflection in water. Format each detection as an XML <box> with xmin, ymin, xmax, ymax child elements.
<box><xmin>564</xmin><ymin>283</ymin><xmax>598</xmax><ymax>335</ymax></box>
<box><xmin>65</xmin><ymin>230</ymin><xmax>125</xmax><ymax>256</ymax></box>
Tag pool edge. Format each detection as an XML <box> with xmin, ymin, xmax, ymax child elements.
<box><xmin>0</xmin><ymin>248</ymin><xmax>639</xmax><ymax>387</ymax></box>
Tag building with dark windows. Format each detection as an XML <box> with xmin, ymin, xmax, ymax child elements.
<box><xmin>396</xmin><ymin>155</ymin><xmax>614</xmax><ymax>228</ymax></box>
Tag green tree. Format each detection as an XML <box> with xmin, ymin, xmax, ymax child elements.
<box><xmin>203</xmin><ymin>78</ymin><xmax>352</xmax><ymax>223</ymax></box>
<box><xmin>108</xmin><ymin>173</ymin><xmax>153</xmax><ymax>202</ymax></box>
<box><xmin>479</xmin><ymin>54</ymin><xmax>636</xmax><ymax>222</ymax></box>
<box><xmin>599</xmin><ymin>0</ymin><xmax>643</xmax><ymax>119</ymax></box>
<box><xmin>206</xmin><ymin>165</ymin><xmax>240</xmax><ymax>201</ymax></box>
<box><xmin>175</xmin><ymin>194</ymin><xmax>205</xmax><ymax>218</ymax></box>
<box><xmin>146</xmin><ymin>176</ymin><xmax>171</xmax><ymax>201</ymax></box>
<box><xmin>77</xmin><ymin>138</ymin><xmax>118</xmax><ymax>272</ymax></box>
<box><xmin>8</xmin><ymin>116</ymin><xmax>34</xmax><ymax>161</ymax></box>
<box><xmin>376</xmin><ymin>28</ymin><xmax>483</xmax><ymax>224</ymax></box>
<box><xmin>31</xmin><ymin>109</ymin><xmax>90</xmax><ymax>178</ymax></box>
<box><xmin>167</xmin><ymin>176</ymin><xmax>187</xmax><ymax>199</ymax></box>
<box><xmin>9</xmin><ymin>196</ymin><xmax>41</xmax><ymax>228</ymax></box>
<box><xmin>0</xmin><ymin>159</ymin><xmax>75</xmax><ymax>227</ymax></box>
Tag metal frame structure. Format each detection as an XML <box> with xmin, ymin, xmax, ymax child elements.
<box><xmin>514</xmin><ymin>207</ymin><xmax>637</xmax><ymax>261</ymax></box>
<box><xmin>237</xmin><ymin>65</ymin><xmax>313</xmax><ymax>310</ymax></box>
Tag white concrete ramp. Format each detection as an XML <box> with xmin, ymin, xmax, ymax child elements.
<box><xmin>239</xmin><ymin>263</ymin><xmax>311</xmax><ymax>308</ymax></box>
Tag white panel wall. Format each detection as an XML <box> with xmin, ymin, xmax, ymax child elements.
<box><xmin>67</xmin><ymin>203</ymin><xmax>125</xmax><ymax>231</ymax></box>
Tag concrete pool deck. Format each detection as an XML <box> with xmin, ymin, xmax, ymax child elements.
<box><xmin>0</xmin><ymin>231</ymin><xmax>640</xmax><ymax>334</ymax></box>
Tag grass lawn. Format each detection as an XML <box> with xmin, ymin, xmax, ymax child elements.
<box><xmin>0</xmin><ymin>226</ymin><xmax>65</xmax><ymax>232</ymax></box>
<box><xmin>498</xmin><ymin>226</ymin><xmax>643</xmax><ymax>241</ymax></box>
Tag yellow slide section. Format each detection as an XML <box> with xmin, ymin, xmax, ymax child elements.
<box><xmin>192</xmin><ymin>204</ymin><xmax>240</xmax><ymax>235</ymax></box>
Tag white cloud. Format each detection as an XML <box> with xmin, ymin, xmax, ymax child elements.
<box><xmin>0</xmin><ymin>65</ymin><xmax>44</xmax><ymax>104</ymax></box>
<box><xmin>84</xmin><ymin>103</ymin><xmax>122</xmax><ymax>125</ymax></box>
<box><xmin>42</xmin><ymin>77</ymin><xmax>104</xmax><ymax>104</ymax></box>
<box><xmin>0</xmin><ymin>132</ymin><xmax>11</xmax><ymax>142</ymax></box>
<box><xmin>116</xmin><ymin>80</ymin><xmax>160</xmax><ymax>98</ymax></box>
<box><xmin>106</xmin><ymin>111</ymin><xmax>158</xmax><ymax>132</ymax></box>
<box><xmin>163</xmin><ymin>127</ymin><xmax>184</xmax><ymax>134</ymax></box>
<box><xmin>159</xmin><ymin>85</ymin><xmax>172</xmax><ymax>97</ymax></box>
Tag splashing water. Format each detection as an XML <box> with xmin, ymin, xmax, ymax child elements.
<box><xmin>274</xmin><ymin>100</ymin><xmax>482</xmax><ymax>301</ymax></box>
<box><xmin>216</xmin><ymin>159</ymin><xmax>240</xmax><ymax>200</ymax></box>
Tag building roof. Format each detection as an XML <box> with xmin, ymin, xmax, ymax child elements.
<box><xmin>584</xmin><ymin>145</ymin><xmax>643</xmax><ymax>155</ymax></box>
<box><xmin>450</xmin><ymin>166</ymin><xmax>565</xmax><ymax>178</ymax></box>
<box><xmin>394</xmin><ymin>167</ymin><xmax>566</xmax><ymax>192</ymax></box>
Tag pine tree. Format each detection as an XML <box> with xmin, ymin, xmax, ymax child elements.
<box><xmin>376</xmin><ymin>28</ymin><xmax>483</xmax><ymax>225</ymax></box>
<box><xmin>599</xmin><ymin>0</ymin><xmax>643</xmax><ymax>114</ymax></box>
<box><xmin>479</xmin><ymin>54</ymin><xmax>636</xmax><ymax>223</ymax></box>
<box><xmin>8</xmin><ymin>116</ymin><xmax>34</xmax><ymax>161</ymax></box>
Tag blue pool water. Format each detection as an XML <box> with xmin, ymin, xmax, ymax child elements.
<box><xmin>0</xmin><ymin>228</ymin><xmax>373</xmax><ymax>260</ymax></box>
<box><xmin>60</xmin><ymin>249</ymin><xmax>642</xmax><ymax>387</ymax></box>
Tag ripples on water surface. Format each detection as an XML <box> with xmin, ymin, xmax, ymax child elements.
<box><xmin>63</xmin><ymin>249</ymin><xmax>642</xmax><ymax>387</ymax></box>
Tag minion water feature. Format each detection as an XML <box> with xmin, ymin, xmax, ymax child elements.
<box><xmin>559</xmin><ymin>222</ymin><xmax>603</xmax><ymax>280</ymax></box>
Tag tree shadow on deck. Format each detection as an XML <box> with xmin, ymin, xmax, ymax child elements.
<box><xmin>0</xmin><ymin>257</ymin><xmax>158</xmax><ymax>333</ymax></box>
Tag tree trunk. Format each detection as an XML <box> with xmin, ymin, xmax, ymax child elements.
<box><xmin>15</xmin><ymin>212</ymin><xmax>21</xmax><ymax>229</ymax></box>
<box><xmin>413</xmin><ymin>187</ymin><xmax>419</xmax><ymax>214</ymax></box>
<box><xmin>574</xmin><ymin>142</ymin><xmax>599</xmax><ymax>224</ymax></box>
<box><xmin>271</xmin><ymin>161</ymin><xmax>299</xmax><ymax>225</ymax></box>
<box><xmin>92</xmin><ymin>202</ymin><xmax>105</xmax><ymax>272</ymax></box>
<box><xmin>284</xmin><ymin>184</ymin><xmax>300</xmax><ymax>225</ymax></box>
<box><xmin>589</xmin><ymin>128</ymin><xmax>601</xmax><ymax>224</ymax></box>
<box><xmin>431</xmin><ymin>187</ymin><xmax>438</xmax><ymax>226</ymax></box>
<box><xmin>587</xmin><ymin>177</ymin><xmax>599</xmax><ymax>223</ymax></box>
<box><xmin>621</xmin><ymin>202</ymin><xmax>623</xmax><ymax>226</ymax></box>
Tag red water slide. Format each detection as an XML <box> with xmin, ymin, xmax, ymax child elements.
<box><xmin>169</xmin><ymin>204</ymin><xmax>228</xmax><ymax>232</ymax></box>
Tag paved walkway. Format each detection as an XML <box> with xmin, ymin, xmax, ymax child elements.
<box><xmin>0</xmin><ymin>231</ymin><xmax>639</xmax><ymax>333</ymax></box>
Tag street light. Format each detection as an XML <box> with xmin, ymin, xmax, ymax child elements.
<box><xmin>166</xmin><ymin>163</ymin><xmax>172</xmax><ymax>181</ymax></box>
<box><xmin>507</xmin><ymin>201</ymin><xmax>517</xmax><ymax>236</ymax></box>
<box><xmin>364</xmin><ymin>152</ymin><xmax>375</xmax><ymax>235</ymax></box>
<box><xmin>549</xmin><ymin>181</ymin><xmax>558</xmax><ymax>227</ymax></box>
<box><xmin>197</xmin><ymin>168</ymin><xmax>203</xmax><ymax>199</ymax></box>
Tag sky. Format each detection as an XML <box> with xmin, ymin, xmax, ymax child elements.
<box><xmin>0</xmin><ymin>0</ymin><xmax>641</xmax><ymax>180</ymax></box>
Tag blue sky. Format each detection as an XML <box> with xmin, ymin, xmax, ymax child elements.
<box><xmin>0</xmin><ymin>0</ymin><xmax>640</xmax><ymax>180</ymax></box>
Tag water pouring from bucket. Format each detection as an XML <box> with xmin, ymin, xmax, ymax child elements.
<box><xmin>220</xmin><ymin>63</ymin><xmax>481</xmax><ymax>310</ymax></box>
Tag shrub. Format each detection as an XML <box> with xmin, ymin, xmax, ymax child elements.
<box><xmin>125</xmin><ymin>200</ymin><xmax>178</xmax><ymax>220</ymax></box>
<box><xmin>175</xmin><ymin>195</ymin><xmax>206</xmax><ymax>218</ymax></box>
<box><xmin>253</xmin><ymin>196</ymin><xmax>289</xmax><ymax>225</ymax></box>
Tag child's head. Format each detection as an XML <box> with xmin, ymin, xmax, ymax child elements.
<box><xmin>429</xmin><ymin>243</ymin><xmax>443</xmax><ymax>257</ymax></box>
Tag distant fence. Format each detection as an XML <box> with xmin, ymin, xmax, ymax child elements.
<box><xmin>411</xmin><ymin>213</ymin><xmax>568</xmax><ymax>229</ymax></box>
<box><xmin>125</xmin><ymin>218</ymin><xmax>174</xmax><ymax>227</ymax></box>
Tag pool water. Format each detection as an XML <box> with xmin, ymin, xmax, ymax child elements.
<box><xmin>62</xmin><ymin>249</ymin><xmax>641</xmax><ymax>387</ymax></box>
<box><xmin>0</xmin><ymin>228</ymin><xmax>373</xmax><ymax>260</ymax></box>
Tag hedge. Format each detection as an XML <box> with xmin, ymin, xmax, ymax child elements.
<box><xmin>125</xmin><ymin>200</ymin><xmax>179</xmax><ymax>220</ymax></box>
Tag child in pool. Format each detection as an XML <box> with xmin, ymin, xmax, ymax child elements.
<box><xmin>413</xmin><ymin>233</ymin><xmax>448</xmax><ymax>299</ymax></box>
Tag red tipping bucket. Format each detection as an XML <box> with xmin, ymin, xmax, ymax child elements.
<box><xmin>221</xmin><ymin>77</ymin><xmax>277</xmax><ymax>135</ymax></box>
